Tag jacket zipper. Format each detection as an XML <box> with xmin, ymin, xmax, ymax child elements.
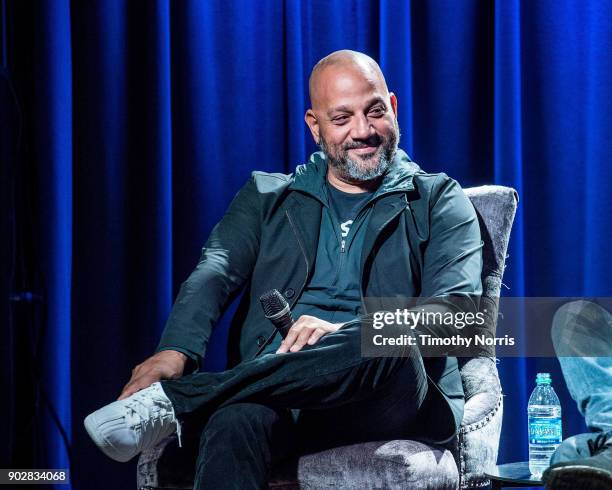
<box><xmin>285</xmin><ymin>209</ymin><xmax>309</xmax><ymax>308</ymax></box>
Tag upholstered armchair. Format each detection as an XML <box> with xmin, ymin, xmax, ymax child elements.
<box><xmin>137</xmin><ymin>185</ymin><xmax>518</xmax><ymax>490</ymax></box>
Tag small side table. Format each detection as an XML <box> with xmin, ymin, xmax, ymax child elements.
<box><xmin>485</xmin><ymin>462</ymin><xmax>544</xmax><ymax>489</ymax></box>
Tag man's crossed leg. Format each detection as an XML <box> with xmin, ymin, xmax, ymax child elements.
<box><xmin>85</xmin><ymin>321</ymin><xmax>428</xmax><ymax>488</ymax></box>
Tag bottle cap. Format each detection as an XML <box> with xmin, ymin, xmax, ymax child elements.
<box><xmin>536</xmin><ymin>372</ymin><xmax>552</xmax><ymax>384</ymax></box>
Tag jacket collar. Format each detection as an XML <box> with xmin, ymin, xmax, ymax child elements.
<box><xmin>288</xmin><ymin>148</ymin><xmax>420</xmax><ymax>201</ymax></box>
<box><xmin>284</xmin><ymin>148</ymin><xmax>421</xmax><ymax>278</ymax></box>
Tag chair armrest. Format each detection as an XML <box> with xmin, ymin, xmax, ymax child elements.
<box><xmin>456</xmin><ymin>357</ymin><xmax>504</xmax><ymax>489</ymax></box>
<box><xmin>457</xmin><ymin>393</ymin><xmax>503</xmax><ymax>489</ymax></box>
<box><xmin>460</xmin><ymin>357</ymin><xmax>502</xmax><ymax>426</ymax></box>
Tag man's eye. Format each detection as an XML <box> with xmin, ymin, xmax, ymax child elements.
<box><xmin>333</xmin><ymin>116</ymin><xmax>349</xmax><ymax>124</ymax></box>
<box><xmin>369</xmin><ymin>107</ymin><xmax>385</xmax><ymax>117</ymax></box>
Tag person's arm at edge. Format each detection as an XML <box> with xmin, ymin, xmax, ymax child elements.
<box><xmin>119</xmin><ymin>176</ymin><xmax>262</xmax><ymax>398</ymax></box>
<box><xmin>357</xmin><ymin>174</ymin><xmax>483</xmax><ymax>351</ymax></box>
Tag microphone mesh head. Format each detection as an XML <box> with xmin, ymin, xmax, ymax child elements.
<box><xmin>259</xmin><ymin>289</ymin><xmax>288</xmax><ymax>317</ymax></box>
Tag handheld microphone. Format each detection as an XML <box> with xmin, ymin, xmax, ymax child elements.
<box><xmin>259</xmin><ymin>289</ymin><xmax>294</xmax><ymax>338</ymax></box>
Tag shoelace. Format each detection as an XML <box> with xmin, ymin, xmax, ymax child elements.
<box><xmin>588</xmin><ymin>431</ymin><xmax>612</xmax><ymax>457</ymax></box>
<box><xmin>125</xmin><ymin>388</ymin><xmax>182</xmax><ymax>447</ymax></box>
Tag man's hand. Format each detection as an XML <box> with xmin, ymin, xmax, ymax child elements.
<box><xmin>118</xmin><ymin>350</ymin><xmax>188</xmax><ymax>400</ymax></box>
<box><xmin>276</xmin><ymin>315</ymin><xmax>343</xmax><ymax>354</ymax></box>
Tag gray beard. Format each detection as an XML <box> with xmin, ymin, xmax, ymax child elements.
<box><xmin>319</xmin><ymin>123</ymin><xmax>400</xmax><ymax>183</ymax></box>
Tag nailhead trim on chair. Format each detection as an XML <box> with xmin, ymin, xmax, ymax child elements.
<box><xmin>457</xmin><ymin>393</ymin><xmax>504</xmax><ymax>489</ymax></box>
<box><xmin>459</xmin><ymin>395</ymin><xmax>502</xmax><ymax>434</ymax></box>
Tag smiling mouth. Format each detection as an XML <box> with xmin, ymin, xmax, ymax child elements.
<box><xmin>349</xmin><ymin>146</ymin><xmax>379</xmax><ymax>155</ymax></box>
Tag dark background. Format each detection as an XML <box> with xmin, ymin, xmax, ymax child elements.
<box><xmin>1</xmin><ymin>1</ymin><xmax>611</xmax><ymax>488</ymax></box>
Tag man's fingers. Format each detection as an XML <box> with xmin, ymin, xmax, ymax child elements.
<box><xmin>118</xmin><ymin>384</ymin><xmax>138</xmax><ymax>400</ymax></box>
<box><xmin>117</xmin><ymin>352</ymin><xmax>188</xmax><ymax>399</ymax></box>
<box><xmin>276</xmin><ymin>338</ymin><xmax>291</xmax><ymax>354</ymax></box>
<box><xmin>118</xmin><ymin>381</ymin><xmax>147</xmax><ymax>400</ymax></box>
<box><xmin>276</xmin><ymin>316</ymin><xmax>340</xmax><ymax>354</ymax></box>
<box><xmin>276</xmin><ymin>323</ymin><xmax>303</xmax><ymax>353</ymax></box>
<box><xmin>307</xmin><ymin>328</ymin><xmax>326</xmax><ymax>345</ymax></box>
<box><xmin>289</xmin><ymin>327</ymin><xmax>315</xmax><ymax>352</ymax></box>
<box><xmin>118</xmin><ymin>374</ymin><xmax>156</xmax><ymax>400</ymax></box>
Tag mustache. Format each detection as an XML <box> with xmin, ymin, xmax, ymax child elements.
<box><xmin>342</xmin><ymin>135</ymin><xmax>384</xmax><ymax>151</ymax></box>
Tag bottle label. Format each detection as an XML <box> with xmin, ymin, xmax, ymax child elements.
<box><xmin>529</xmin><ymin>417</ymin><xmax>562</xmax><ymax>444</ymax></box>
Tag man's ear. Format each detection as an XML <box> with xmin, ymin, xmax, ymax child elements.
<box><xmin>304</xmin><ymin>109</ymin><xmax>320</xmax><ymax>144</ymax></box>
<box><xmin>389</xmin><ymin>92</ymin><xmax>398</xmax><ymax>118</ymax></box>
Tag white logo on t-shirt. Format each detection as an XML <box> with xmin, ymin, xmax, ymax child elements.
<box><xmin>340</xmin><ymin>220</ymin><xmax>353</xmax><ymax>238</ymax></box>
<box><xmin>340</xmin><ymin>220</ymin><xmax>354</xmax><ymax>250</ymax></box>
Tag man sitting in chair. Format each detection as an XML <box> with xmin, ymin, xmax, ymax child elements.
<box><xmin>85</xmin><ymin>50</ymin><xmax>483</xmax><ymax>489</ymax></box>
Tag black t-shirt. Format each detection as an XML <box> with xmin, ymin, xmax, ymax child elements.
<box><xmin>261</xmin><ymin>182</ymin><xmax>374</xmax><ymax>354</ymax></box>
<box><xmin>325</xmin><ymin>181</ymin><xmax>373</xmax><ymax>251</ymax></box>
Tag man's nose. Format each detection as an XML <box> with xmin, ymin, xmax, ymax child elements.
<box><xmin>349</xmin><ymin>114</ymin><xmax>374</xmax><ymax>141</ymax></box>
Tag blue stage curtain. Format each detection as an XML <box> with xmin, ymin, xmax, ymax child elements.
<box><xmin>2</xmin><ymin>1</ymin><xmax>611</xmax><ymax>488</ymax></box>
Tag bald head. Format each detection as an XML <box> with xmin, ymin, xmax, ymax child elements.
<box><xmin>308</xmin><ymin>50</ymin><xmax>389</xmax><ymax>109</ymax></box>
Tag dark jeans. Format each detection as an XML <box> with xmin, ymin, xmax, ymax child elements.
<box><xmin>161</xmin><ymin>321</ymin><xmax>428</xmax><ymax>490</ymax></box>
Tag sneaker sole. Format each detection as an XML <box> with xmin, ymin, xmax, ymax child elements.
<box><xmin>84</xmin><ymin>412</ymin><xmax>134</xmax><ymax>463</ymax></box>
<box><xmin>544</xmin><ymin>466</ymin><xmax>612</xmax><ymax>490</ymax></box>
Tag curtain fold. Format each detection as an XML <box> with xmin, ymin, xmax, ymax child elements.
<box><xmin>493</xmin><ymin>0</ymin><xmax>527</xmax><ymax>462</ymax></box>
<box><xmin>2</xmin><ymin>1</ymin><xmax>611</xmax><ymax>487</ymax></box>
<box><xmin>30</xmin><ymin>0</ymin><xmax>73</xmax><ymax>476</ymax></box>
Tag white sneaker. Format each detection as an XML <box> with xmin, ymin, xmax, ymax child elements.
<box><xmin>84</xmin><ymin>382</ymin><xmax>181</xmax><ymax>462</ymax></box>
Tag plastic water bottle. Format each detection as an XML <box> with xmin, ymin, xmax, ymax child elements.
<box><xmin>528</xmin><ymin>372</ymin><xmax>562</xmax><ymax>476</ymax></box>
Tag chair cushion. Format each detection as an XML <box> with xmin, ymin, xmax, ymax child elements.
<box><xmin>270</xmin><ymin>440</ymin><xmax>459</xmax><ymax>490</ymax></box>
